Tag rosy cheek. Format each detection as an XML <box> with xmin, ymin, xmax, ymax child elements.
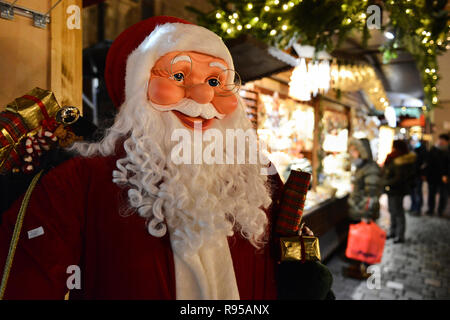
<box><xmin>147</xmin><ymin>77</ymin><xmax>185</xmax><ymax>105</ymax></box>
<box><xmin>211</xmin><ymin>95</ymin><xmax>238</xmax><ymax>116</ymax></box>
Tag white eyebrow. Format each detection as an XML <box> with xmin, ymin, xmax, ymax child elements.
<box><xmin>209</xmin><ymin>61</ymin><xmax>227</xmax><ymax>70</ymax></box>
<box><xmin>172</xmin><ymin>55</ymin><xmax>191</xmax><ymax>64</ymax></box>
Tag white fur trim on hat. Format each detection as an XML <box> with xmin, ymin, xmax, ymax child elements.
<box><xmin>124</xmin><ymin>23</ymin><xmax>234</xmax><ymax>104</ymax></box>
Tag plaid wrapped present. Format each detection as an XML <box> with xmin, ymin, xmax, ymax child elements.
<box><xmin>275</xmin><ymin>170</ymin><xmax>311</xmax><ymax>236</ymax></box>
<box><xmin>0</xmin><ymin>112</ymin><xmax>29</xmax><ymax>174</ymax></box>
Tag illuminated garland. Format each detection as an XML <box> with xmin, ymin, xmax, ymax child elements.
<box><xmin>187</xmin><ymin>0</ymin><xmax>449</xmax><ymax>110</ymax></box>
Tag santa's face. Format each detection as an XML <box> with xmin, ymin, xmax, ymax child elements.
<box><xmin>147</xmin><ymin>51</ymin><xmax>238</xmax><ymax>130</ymax></box>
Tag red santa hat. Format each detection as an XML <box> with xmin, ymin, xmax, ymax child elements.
<box><xmin>105</xmin><ymin>16</ymin><xmax>234</xmax><ymax>108</ymax></box>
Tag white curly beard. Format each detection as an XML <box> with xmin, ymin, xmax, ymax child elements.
<box><xmin>73</xmin><ymin>94</ymin><xmax>272</xmax><ymax>257</ymax></box>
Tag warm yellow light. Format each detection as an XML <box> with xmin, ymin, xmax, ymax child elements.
<box><xmin>432</xmin><ymin>96</ymin><xmax>438</xmax><ymax>104</ymax></box>
<box><xmin>226</xmin><ymin>28</ymin><xmax>232</xmax><ymax>34</ymax></box>
<box><xmin>274</xmin><ymin>0</ymin><xmax>280</xmax><ymax>4</ymax></box>
<box><xmin>270</xmin><ymin>29</ymin><xmax>277</xmax><ymax>36</ymax></box>
<box><xmin>283</xmin><ymin>4</ymin><xmax>289</xmax><ymax>10</ymax></box>
<box><xmin>282</xmin><ymin>25</ymin><xmax>288</xmax><ymax>31</ymax></box>
<box><xmin>380</xmin><ymin>97</ymin><xmax>386</xmax><ymax>103</ymax></box>
<box><xmin>230</xmin><ymin>19</ymin><xmax>235</xmax><ymax>24</ymax></box>
<box><xmin>237</xmin><ymin>25</ymin><xmax>242</xmax><ymax>30</ymax></box>
<box><xmin>247</xmin><ymin>3</ymin><xmax>253</xmax><ymax>10</ymax></box>
<box><xmin>431</xmin><ymin>68</ymin><xmax>436</xmax><ymax>73</ymax></box>
<box><xmin>232</xmin><ymin>13</ymin><xmax>238</xmax><ymax>19</ymax></box>
<box><xmin>245</xmin><ymin>24</ymin><xmax>252</xmax><ymax>29</ymax></box>
<box><xmin>215</xmin><ymin>12</ymin><xmax>222</xmax><ymax>19</ymax></box>
<box><xmin>405</xmin><ymin>9</ymin><xmax>412</xmax><ymax>14</ymax></box>
<box><xmin>264</xmin><ymin>6</ymin><xmax>270</xmax><ymax>11</ymax></box>
<box><xmin>288</xmin><ymin>1</ymin><xmax>294</xmax><ymax>7</ymax></box>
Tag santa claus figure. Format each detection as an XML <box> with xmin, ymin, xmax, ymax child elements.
<box><xmin>0</xmin><ymin>16</ymin><xmax>332</xmax><ymax>300</ymax></box>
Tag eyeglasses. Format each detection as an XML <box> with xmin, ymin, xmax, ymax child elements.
<box><xmin>154</xmin><ymin>53</ymin><xmax>241</xmax><ymax>97</ymax></box>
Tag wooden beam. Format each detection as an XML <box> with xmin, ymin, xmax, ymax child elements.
<box><xmin>50</xmin><ymin>0</ymin><xmax>83</xmax><ymax>111</ymax></box>
<box><xmin>311</xmin><ymin>96</ymin><xmax>321</xmax><ymax>190</ymax></box>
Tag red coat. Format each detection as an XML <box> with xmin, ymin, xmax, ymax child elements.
<box><xmin>0</xmin><ymin>154</ymin><xmax>283</xmax><ymax>299</ymax></box>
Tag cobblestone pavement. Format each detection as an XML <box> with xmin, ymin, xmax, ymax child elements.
<box><xmin>325</xmin><ymin>192</ymin><xmax>450</xmax><ymax>300</ymax></box>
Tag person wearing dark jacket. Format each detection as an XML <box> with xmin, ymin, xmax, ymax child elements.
<box><xmin>345</xmin><ymin>138</ymin><xmax>382</xmax><ymax>279</ymax></box>
<box><xmin>424</xmin><ymin>134</ymin><xmax>449</xmax><ymax>216</ymax></box>
<box><xmin>409</xmin><ymin>138</ymin><xmax>427</xmax><ymax>216</ymax></box>
<box><xmin>348</xmin><ymin>138</ymin><xmax>382</xmax><ymax>222</ymax></box>
<box><xmin>383</xmin><ymin>140</ymin><xmax>417</xmax><ymax>243</ymax></box>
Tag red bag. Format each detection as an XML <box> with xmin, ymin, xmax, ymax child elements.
<box><xmin>345</xmin><ymin>221</ymin><xmax>386</xmax><ymax>264</ymax></box>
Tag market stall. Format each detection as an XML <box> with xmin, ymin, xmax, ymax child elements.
<box><xmin>240</xmin><ymin>70</ymin><xmax>368</xmax><ymax>260</ymax></box>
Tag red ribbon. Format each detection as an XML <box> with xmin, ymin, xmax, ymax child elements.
<box><xmin>21</xmin><ymin>95</ymin><xmax>58</xmax><ymax>131</ymax></box>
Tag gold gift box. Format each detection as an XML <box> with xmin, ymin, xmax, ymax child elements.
<box><xmin>280</xmin><ymin>236</ymin><xmax>321</xmax><ymax>262</ymax></box>
<box><xmin>6</xmin><ymin>87</ymin><xmax>61</xmax><ymax>130</ymax></box>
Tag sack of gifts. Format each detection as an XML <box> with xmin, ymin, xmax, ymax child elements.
<box><xmin>345</xmin><ymin>221</ymin><xmax>386</xmax><ymax>264</ymax></box>
<box><xmin>0</xmin><ymin>88</ymin><xmax>82</xmax><ymax>174</ymax></box>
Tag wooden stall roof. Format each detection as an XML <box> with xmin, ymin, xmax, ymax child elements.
<box><xmin>225</xmin><ymin>35</ymin><xmax>293</xmax><ymax>83</ymax></box>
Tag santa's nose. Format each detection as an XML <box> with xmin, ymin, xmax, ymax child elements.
<box><xmin>186</xmin><ymin>83</ymin><xmax>214</xmax><ymax>104</ymax></box>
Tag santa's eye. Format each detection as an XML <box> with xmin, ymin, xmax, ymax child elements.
<box><xmin>207</xmin><ymin>78</ymin><xmax>220</xmax><ymax>87</ymax></box>
<box><xmin>172</xmin><ymin>72</ymin><xmax>184</xmax><ymax>81</ymax></box>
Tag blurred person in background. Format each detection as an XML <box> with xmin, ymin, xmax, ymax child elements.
<box><xmin>424</xmin><ymin>133</ymin><xmax>449</xmax><ymax>217</ymax></box>
<box><xmin>345</xmin><ymin>138</ymin><xmax>382</xmax><ymax>279</ymax></box>
<box><xmin>408</xmin><ymin>137</ymin><xmax>428</xmax><ymax>216</ymax></box>
<box><xmin>383</xmin><ymin>140</ymin><xmax>417</xmax><ymax>243</ymax></box>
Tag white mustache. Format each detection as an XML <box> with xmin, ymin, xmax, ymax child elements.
<box><xmin>151</xmin><ymin>98</ymin><xmax>225</xmax><ymax>120</ymax></box>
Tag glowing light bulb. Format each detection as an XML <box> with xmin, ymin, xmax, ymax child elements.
<box><xmin>282</xmin><ymin>25</ymin><xmax>288</xmax><ymax>31</ymax></box>
<box><xmin>226</xmin><ymin>28</ymin><xmax>232</xmax><ymax>34</ymax></box>
<box><xmin>247</xmin><ymin>3</ymin><xmax>253</xmax><ymax>10</ymax></box>
<box><xmin>274</xmin><ymin>0</ymin><xmax>280</xmax><ymax>4</ymax></box>
<box><xmin>215</xmin><ymin>12</ymin><xmax>222</xmax><ymax>19</ymax></box>
<box><xmin>264</xmin><ymin>6</ymin><xmax>270</xmax><ymax>11</ymax></box>
<box><xmin>270</xmin><ymin>29</ymin><xmax>277</xmax><ymax>36</ymax></box>
<box><xmin>245</xmin><ymin>24</ymin><xmax>252</xmax><ymax>29</ymax></box>
<box><xmin>237</xmin><ymin>25</ymin><xmax>242</xmax><ymax>30</ymax></box>
<box><xmin>283</xmin><ymin>4</ymin><xmax>289</xmax><ymax>10</ymax></box>
<box><xmin>233</xmin><ymin>13</ymin><xmax>238</xmax><ymax>19</ymax></box>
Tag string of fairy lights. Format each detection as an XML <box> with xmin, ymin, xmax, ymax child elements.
<box><xmin>189</xmin><ymin>0</ymin><xmax>449</xmax><ymax>111</ymax></box>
